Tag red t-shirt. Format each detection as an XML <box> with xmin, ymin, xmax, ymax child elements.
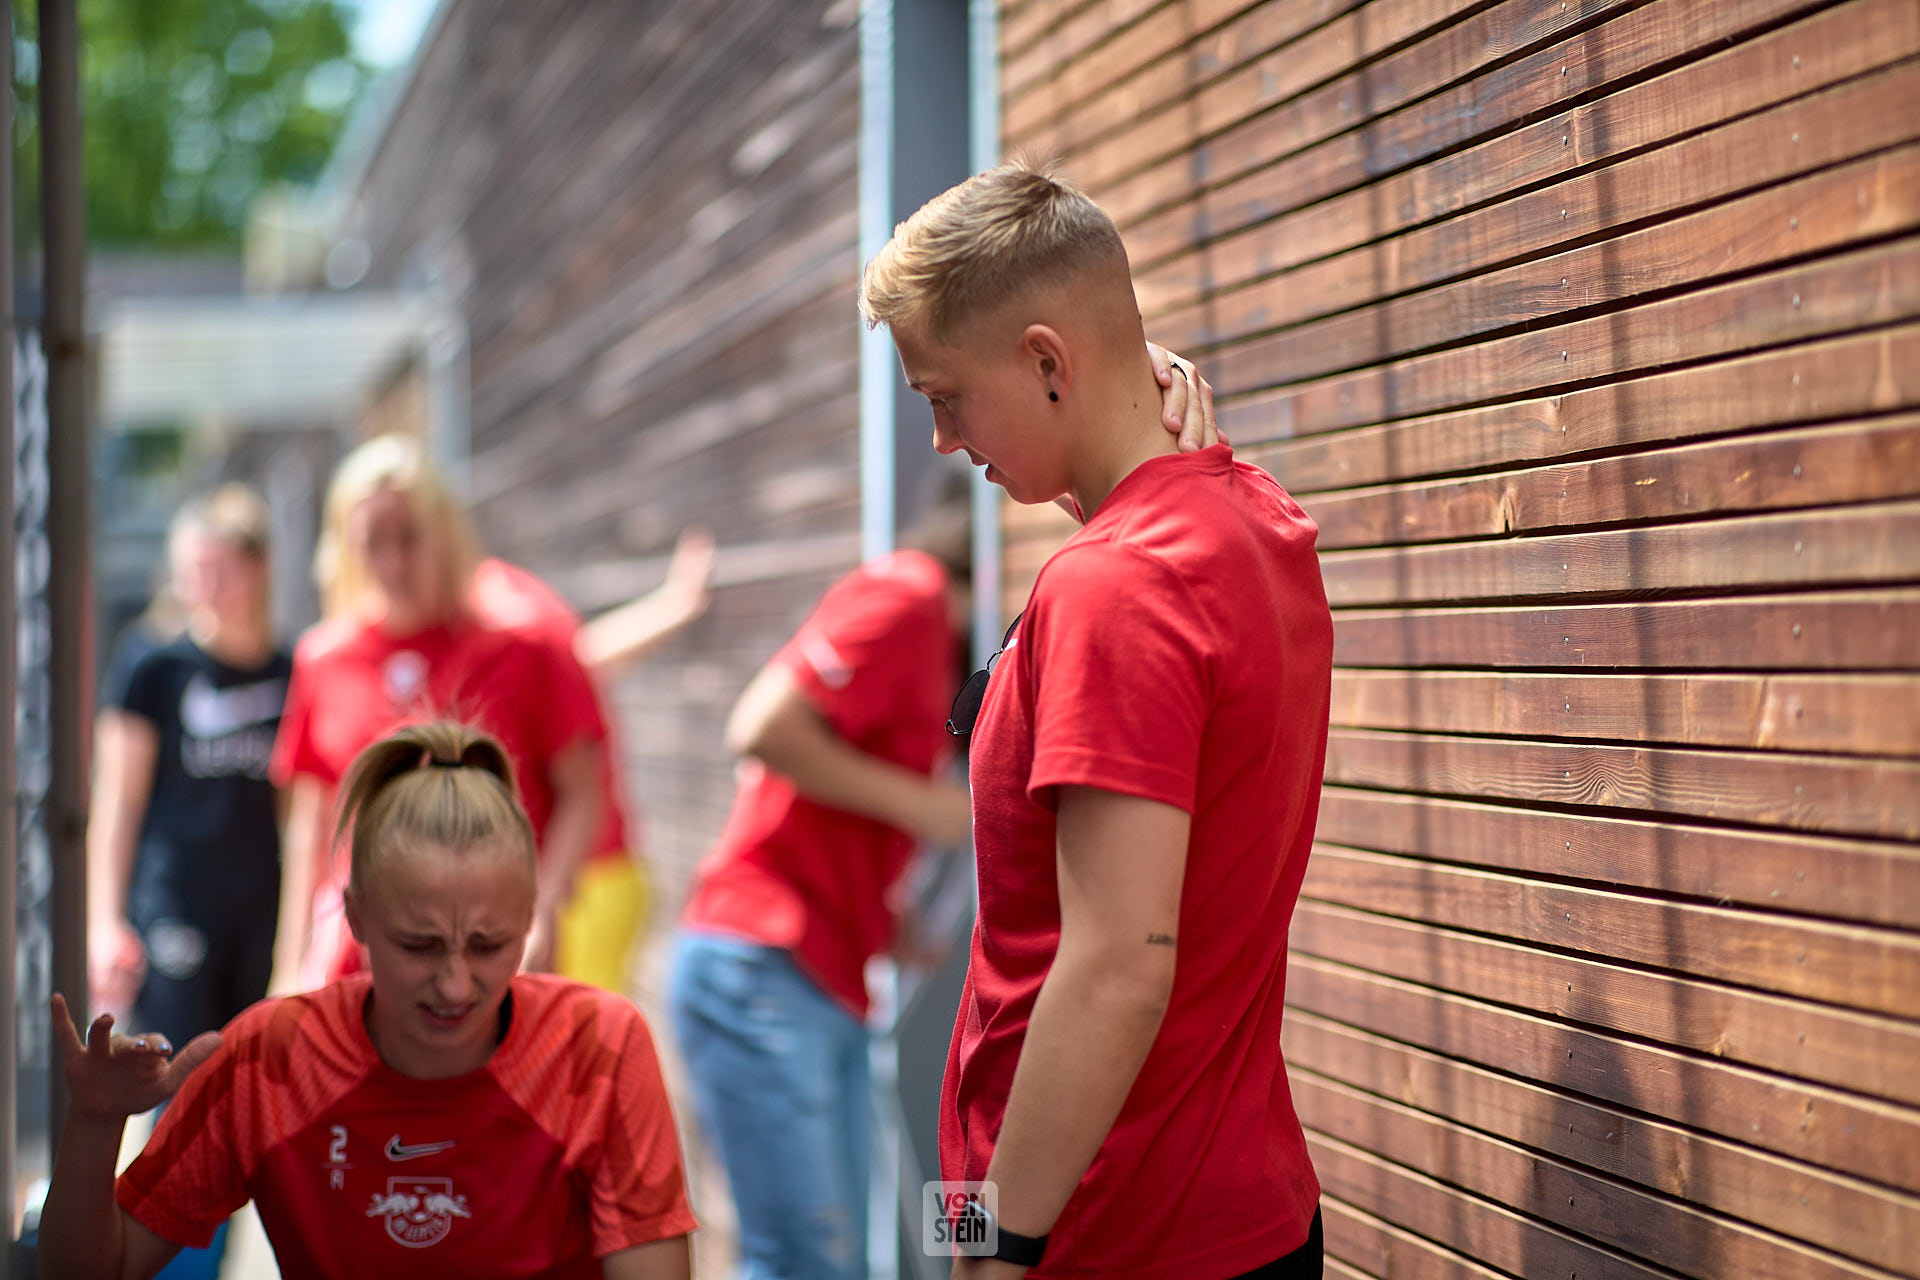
<box><xmin>117</xmin><ymin>974</ymin><xmax>697</xmax><ymax>1277</ymax></box>
<box><xmin>470</xmin><ymin>557</ymin><xmax>634</xmax><ymax>863</ymax></box>
<box><xmin>941</xmin><ymin>445</ymin><xmax>1331</xmax><ymax>1277</ymax></box>
<box><xmin>680</xmin><ymin>550</ymin><xmax>959</xmax><ymax>1017</ymax></box>
<box><xmin>270</xmin><ymin>615</ymin><xmax>604</xmax><ymax>847</ymax></box>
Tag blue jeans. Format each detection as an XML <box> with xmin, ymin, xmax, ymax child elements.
<box><xmin>669</xmin><ymin>931</ymin><xmax>871</xmax><ymax>1280</ymax></box>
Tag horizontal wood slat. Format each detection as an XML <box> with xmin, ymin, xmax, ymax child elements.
<box><xmin>1288</xmin><ymin>956</ymin><xmax>1920</xmax><ymax>1189</ymax></box>
<box><xmin>1302</xmin><ymin>847</ymin><xmax>1920</xmax><ymax>1016</ymax></box>
<box><xmin>1316</xmin><ymin>500</ymin><xmax>1920</xmax><ymax>606</ymax></box>
<box><xmin>1321</xmin><ymin>728</ymin><xmax>1920</xmax><ymax>839</ymax></box>
<box><xmin>1307</xmin><ymin>1131</ymin><xmax>1686</xmax><ymax>1280</ymax></box>
<box><xmin>1138</xmin><ymin>38</ymin><xmax>1920</xmax><ymax>324</ymax></box>
<box><xmin>1254</xmin><ymin>323</ymin><xmax>1920</xmax><ymax>491</ymax></box>
<box><xmin>1326</xmin><ymin>590</ymin><xmax>1920</xmax><ymax>672</ymax></box>
<box><xmin>1232</xmin><ymin>237</ymin><xmax>1920</xmax><ymax>430</ymax></box>
<box><xmin>1290</xmin><ymin>900</ymin><xmax>1920</xmax><ymax>1104</ymax></box>
<box><xmin>1312</xmin><ymin>787</ymin><xmax>1920</xmax><ymax>928</ymax></box>
<box><xmin>1321</xmin><ymin>1196</ymin><xmax>1510</xmax><ymax>1280</ymax></box>
<box><xmin>1204</xmin><ymin>145</ymin><xmax>1920</xmax><ymax>389</ymax></box>
<box><xmin>1296</xmin><ymin>1072</ymin><xmax>1895</xmax><ymax>1280</ymax></box>
<box><xmin>1325</xmin><ymin>669</ymin><xmax>1920</xmax><ymax>756</ymax></box>
<box><xmin>1285</xmin><ymin>1011</ymin><xmax>1920</xmax><ymax>1273</ymax></box>
<box><xmin>1109</xmin><ymin>0</ymin><xmax>1840</xmax><ymax>251</ymax></box>
<box><xmin>1305</xmin><ymin>417</ymin><xmax>1920</xmax><ymax>549</ymax></box>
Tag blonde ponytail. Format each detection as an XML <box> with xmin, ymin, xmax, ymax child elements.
<box><xmin>335</xmin><ymin>721</ymin><xmax>536</xmax><ymax>896</ymax></box>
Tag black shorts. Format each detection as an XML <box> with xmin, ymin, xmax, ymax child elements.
<box><xmin>1230</xmin><ymin>1207</ymin><xmax>1323</xmax><ymax>1279</ymax></box>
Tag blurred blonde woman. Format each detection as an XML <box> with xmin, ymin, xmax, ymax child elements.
<box><xmin>270</xmin><ymin>435</ymin><xmax>606</xmax><ymax>988</ymax></box>
<box><xmin>44</xmin><ymin>721</ymin><xmax>697</xmax><ymax>1279</ymax></box>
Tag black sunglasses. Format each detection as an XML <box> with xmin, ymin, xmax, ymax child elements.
<box><xmin>947</xmin><ymin>611</ymin><xmax>1024</xmax><ymax>737</ymax></box>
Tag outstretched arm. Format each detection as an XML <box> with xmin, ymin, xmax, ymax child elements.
<box><xmin>576</xmin><ymin>530</ymin><xmax>715</xmax><ymax>679</ymax></box>
<box><xmin>269</xmin><ymin>778</ymin><xmax>328</xmax><ymax>994</ymax></box>
<box><xmin>86</xmin><ymin>710</ymin><xmax>158</xmax><ymax>1015</ymax></box>
<box><xmin>727</xmin><ymin>663</ymin><xmax>970</xmax><ymax>847</ymax></box>
<box><xmin>38</xmin><ymin>995</ymin><xmax>220</xmax><ymax>1280</ymax></box>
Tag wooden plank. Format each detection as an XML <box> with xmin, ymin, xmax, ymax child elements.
<box><xmin>1295</xmin><ymin>1072</ymin><xmax>1902</xmax><ymax>1280</ymax></box>
<box><xmin>1009</xmin><ymin>0</ymin><xmax>1471</xmax><ymax>158</ymax></box>
<box><xmin>1302</xmin><ymin>845</ymin><xmax>1920</xmax><ymax>1017</ymax></box>
<box><xmin>1255</xmin><ymin>325</ymin><xmax>1920</xmax><ymax>491</ymax></box>
<box><xmin>1286</xmin><ymin>1012</ymin><xmax>1920</xmax><ymax>1274</ymax></box>
<box><xmin>1313</xmin><ymin>787</ymin><xmax>1920</xmax><ymax>930</ymax></box>
<box><xmin>1286</xmin><ymin>957</ymin><xmax>1920</xmax><ymax>1190</ymax></box>
<box><xmin>1322</xmin><ymin>1196</ymin><xmax>1509</xmax><ymax>1280</ymax></box>
<box><xmin>1321</xmin><ymin>728</ymin><xmax>1920</xmax><ymax>840</ymax></box>
<box><xmin>1207</xmin><ymin>145</ymin><xmax>1920</xmax><ymax>390</ymax></box>
<box><xmin>1001</xmin><ymin>0</ymin><xmax>1170</xmax><ymax>101</ymax></box>
<box><xmin>1106</xmin><ymin>0</ymin><xmax>1833</xmax><ymax>250</ymax></box>
<box><xmin>1077</xmin><ymin>0</ymin><xmax>1658</xmax><ymax>205</ymax></box>
<box><xmin>1326</xmin><ymin>669</ymin><xmax>1920</xmax><ymax>757</ymax></box>
<box><xmin>1229</xmin><ymin>237</ymin><xmax>1920</xmax><ymax>426</ymax></box>
<box><xmin>1007</xmin><ymin>0</ymin><xmax>1371</xmax><ymax>155</ymax></box>
<box><xmin>1305</xmin><ymin>418</ymin><xmax>1920</xmax><ymax>549</ymax></box>
<box><xmin>1306</xmin><ymin>1131</ymin><xmax>1676</xmax><ymax>1280</ymax></box>
<box><xmin>1003</xmin><ymin>0</ymin><xmax>1291</xmax><ymax>141</ymax></box>
<box><xmin>1136</xmin><ymin>27</ymin><xmax>1920</xmax><ymax>322</ymax></box>
<box><xmin>1326</xmin><ymin>590</ymin><xmax>1920</xmax><ymax>673</ymax></box>
<box><xmin>1290</xmin><ymin>897</ymin><xmax>1920</xmax><ymax>1095</ymax></box>
<box><xmin>1318</xmin><ymin>500</ymin><xmax>1920</xmax><ymax>606</ymax></box>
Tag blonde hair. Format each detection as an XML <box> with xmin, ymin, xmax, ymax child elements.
<box><xmin>334</xmin><ymin>720</ymin><xmax>535</xmax><ymax>898</ymax></box>
<box><xmin>171</xmin><ymin>483</ymin><xmax>273</xmax><ymax>636</ymax></box>
<box><xmin>315</xmin><ymin>434</ymin><xmax>479</xmax><ymax>621</ymax></box>
<box><xmin>859</xmin><ymin>157</ymin><xmax>1130</xmax><ymax>339</ymax></box>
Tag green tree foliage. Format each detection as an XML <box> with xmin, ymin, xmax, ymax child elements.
<box><xmin>14</xmin><ymin>0</ymin><xmax>371</xmax><ymax>251</ymax></box>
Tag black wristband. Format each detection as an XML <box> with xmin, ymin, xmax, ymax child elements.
<box><xmin>959</xmin><ymin>1201</ymin><xmax>1048</xmax><ymax>1268</ymax></box>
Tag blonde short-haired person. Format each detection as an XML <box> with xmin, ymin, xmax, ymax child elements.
<box><xmin>861</xmin><ymin>160</ymin><xmax>1333</xmax><ymax>1278</ymax></box>
<box><xmin>41</xmin><ymin>721</ymin><xmax>698</xmax><ymax>1280</ymax></box>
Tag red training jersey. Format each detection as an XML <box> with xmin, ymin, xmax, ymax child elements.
<box><xmin>270</xmin><ymin>615</ymin><xmax>604</xmax><ymax>847</ymax></box>
<box><xmin>470</xmin><ymin>557</ymin><xmax>635</xmax><ymax>863</ymax></box>
<box><xmin>680</xmin><ymin>550</ymin><xmax>959</xmax><ymax>1017</ymax></box>
<box><xmin>942</xmin><ymin>445</ymin><xmax>1331</xmax><ymax>1277</ymax></box>
<box><xmin>117</xmin><ymin>973</ymin><xmax>697</xmax><ymax>1277</ymax></box>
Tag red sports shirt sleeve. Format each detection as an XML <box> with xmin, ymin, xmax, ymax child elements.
<box><xmin>584</xmin><ymin>1012</ymin><xmax>699</xmax><ymax>1254</ymax></box>
<box><xmin>777</xmin><ymin>570</ymin><xmax>924</xmax><ymax>743</ymax></box>
<box><xmin>1025</xmin><ymin>542</ymin><xmax>1214</xmax><ymax>813</ymax></box>
<box><xmin>115</xmin><ymin>1039</ymin><xmax>251</xmax><ymax>1248</ymax></box>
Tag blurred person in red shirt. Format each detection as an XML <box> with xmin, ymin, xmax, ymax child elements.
<box><xmin>471</xmin><ymin>527</ymin><xmax>715</xmax><ymax>992</ymax></box>
<box><xmin>270</xmin><ymin>435</ymin><xmax>605</xmax><ymax>989</ymax></box>
<box><xmin>668</xmin><ymin>486</ymin><xmax>971</xmax><ymax>1280</ymax></box>
<box><xmin>861</xmin><ymin>160</ymin><xmax>1332</xmax><ymax>1278</ymax></box>
<box><xmin>42</xmin><ymin>720</ymin><xmax>697</xmax><ymax>1280</ymax></box>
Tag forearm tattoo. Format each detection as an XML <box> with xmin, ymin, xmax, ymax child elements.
<box><xmin>1145</xmin><ymin>933</ymin><xmax>1177</xmax><ymax>948</ymax></box>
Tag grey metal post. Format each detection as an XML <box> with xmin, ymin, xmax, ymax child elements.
<box><xmin>0</xmin><ymin>0</ymin><xmax>17</xmax><ymax>1253</ymax></box>
<box><xmin>38</xmin><ymin>0</ymin><xmax>86</xmax><ymax>1156</ymax></box>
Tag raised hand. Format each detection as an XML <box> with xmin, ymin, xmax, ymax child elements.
<box><xmin>1147</xmin><ymin>342</ymin><xmax>1222</xmax><ymax>452</ymax></box>
<box><xmin>50</xmin><ymin>993</ymin><xmax>221</xmax><ymax>1121</ymax></box>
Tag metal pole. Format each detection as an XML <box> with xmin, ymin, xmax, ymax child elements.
<box><xmin>0</xmin><ymin>0</ymin><xmax>18</xmax><ymax>1252</ymax></box>
<box><xmin>38</xmin><ymin>0</ymin><xmax>87</xmax><ymax>1157</ymax></box>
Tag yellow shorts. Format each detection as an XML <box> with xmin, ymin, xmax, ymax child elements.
<box><xmin>556</xmin><ymin>854</ymin><xmax>652</xmax><ymax>994</ymax></box>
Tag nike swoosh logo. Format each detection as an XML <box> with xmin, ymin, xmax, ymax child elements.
<box><xmin>385</xmin><ymin>1135</ymin><xmax>456</xmax><ymax>1161</ymax></box>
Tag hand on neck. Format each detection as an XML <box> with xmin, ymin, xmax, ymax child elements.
<box><xmin>1065</xmin><ymin>354</ymin><xmax>1187</xmax><ymax>518</ymax></box>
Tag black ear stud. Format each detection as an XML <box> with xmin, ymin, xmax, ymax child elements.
<box><xmin>1048</xmin><ymin>390</ymin><xmax>1059</xmax><ymax>402</ymax></box>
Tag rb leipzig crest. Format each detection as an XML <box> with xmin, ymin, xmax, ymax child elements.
<box><xmin>365</xmin><ymin>1176</ymin><xmax>472</xmax><ymax>1248</ymax></box>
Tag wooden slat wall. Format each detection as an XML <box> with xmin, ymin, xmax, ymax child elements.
<box><xmin>341</xmin><ymin>0</ymin><xmax>864</xmax><ymax>922</ymax></box>
<box><xmin>999</xmin><ymin>0</ymin><xmax>1920</xmax><ymax>1274</ymax></box>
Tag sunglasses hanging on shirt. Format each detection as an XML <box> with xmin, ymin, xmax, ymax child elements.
<box><xmin>947</xmin><ymin>612</ymin><xmax>1023</xmax><ymax>737</ymax></box>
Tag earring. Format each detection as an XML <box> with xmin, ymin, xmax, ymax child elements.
<box><xmin>1048</xmin><ymin>389</ymin><xmax>1059</xmax><ymax>402</ymax></box>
